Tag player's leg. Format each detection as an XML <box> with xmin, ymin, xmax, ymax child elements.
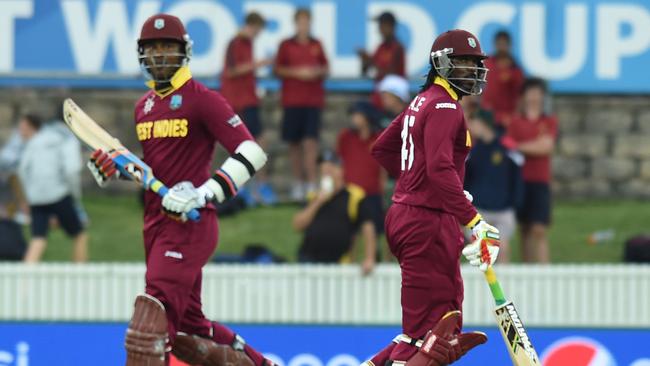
<box><xmin>126</xmin><ymin>212</ymin><xmax>217</xmax><ymax>364</ymax></box>
<box><xmin>174</xmin><ymin>271</ymin><xmax>270</xmax><ymax>366</ymax></box>
<box><xmin>282</xmin><ymin>107</ymin><xmax>305</xmax><ymax>201</ymax></box>
<box><xmin>23</xmin><ymin>204</ymin><xmax>49</xmax><ymax>263</ymax></box>
<box><xmin>302</xmin><ymin>107</ymin><xmax>321</xmax><ymax>194</ymax></box>
<box><xmin>385</xmin><ymin>205</ymin><xmax>465</xmax><ymax>361</ymax></box>
<box><xmin>242</xmin><ymin>106</ymin><xmax>277</xmax><ymax>205</ymax></box>
<box><xmin>529</xmin><ymin>182</ymin><xmax>551</xmax><ymax>263</ymax></box>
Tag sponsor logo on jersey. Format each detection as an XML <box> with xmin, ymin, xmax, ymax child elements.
<box><xmin>542</xmin><ymin>337</ymin><xmax>616</xmax><ymax>366</ymax></box>
<box><xmin>144</xmin><ymin>96</ymin><xmax>155</xmax><ymax>114</ymax></box>
<box><xmin>227</xmin><ymin>115</ymin><xmax>243</xmax><ymax>128</ymax></box>
<box><xmin>170</xmin><ymin>94</ymin><xmax>182</xmax><ymax>110</ymax></box>
<box><xmin>136</xmin><ymin>119</ymin><xmax>189</xmax><ymax>141</ymax></box>
<box><xmin>435</xmin><ymin>102</ymin><xmax>456</xmax><ymax>109</ymax></box>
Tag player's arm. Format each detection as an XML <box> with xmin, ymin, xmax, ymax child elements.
<box><xmin>223</xmin><ymin>42</ymin><xmax>271</xmax><ymax>78</ymax></box>
<box><xmin>423</xmin><ymin>107</ymin><xmax>500</xmax><ymax>270</ymax></box>
<box><xmin>161</xmin><ymin>93</ymin><xmax>267</xmax><ymax>219</ymax></box>
<box><xmin>358</xmin><ymin>198</ymin><xmax>377</xmax><ymax>275</ymax></box>
<box><xmin>371</xmin><ymin>111</ymin><xmax>405</xmax><ymax>178</ymax></box>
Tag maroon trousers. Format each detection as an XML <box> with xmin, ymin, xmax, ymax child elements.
<box><xmin>382</xmin><ymin>203</ymin><xmax>465</xmax><ymax>361</ymax></box>
<box><xmin>143</xmin><ymin>211</ymin><xmax>265</xmax><ymax>365</ymax></box>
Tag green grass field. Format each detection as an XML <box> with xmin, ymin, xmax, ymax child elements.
<box><xmin>37</xmin><ymin>194</ymin><xmax>648</xmax><ymax>263</ymax></box>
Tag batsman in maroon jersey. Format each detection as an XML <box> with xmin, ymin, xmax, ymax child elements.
<box><xmin>365</xmin><ymin>30</ymin><xmax>502</xmax><ymax>366</ymax></box>
<box><xmin>87</xmin><ymin>14</ymin><xmax>273</xmax><ymax>366</ymax></box>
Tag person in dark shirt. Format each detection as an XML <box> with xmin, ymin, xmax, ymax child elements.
<box><xmin>464</xmin><ymin>109</ymin><xmax>524</xmax><ymax>263</ymax></box>
<box><xmin>294</xmin><ymin>151</ymin><xmax>377</xmax><ymax>275</ymax></box>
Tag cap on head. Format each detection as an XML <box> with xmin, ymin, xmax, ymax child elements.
<box><xmin>138</xmin><ymin>14</ymin><xmax>189</xmax><ymax>46</ymax></box>
<box><xmin>430</xmin><ymin>29</ymin><xmax>486</xmax><ymax>62</ymax></box>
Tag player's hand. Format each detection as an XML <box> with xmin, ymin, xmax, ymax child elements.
<box><xmin>161</xmin><ymin>181</ymin><xmax>200</xmax><ymax>222</ymax></box>
<box><xmin>87</xmin><ymin>149</ymin><xmax>118</xmax><ymax>187</ymax></box>
<box><xmin>463</xmin><ymin>220</ymin><xmax>501</xmax><ymax>271</ymax></box>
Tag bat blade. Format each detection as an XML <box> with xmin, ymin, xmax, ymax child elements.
<box><xmin>494</xmin><ymin>301</ymin><xmax>541</xmax><ymax>365</ymax></box>
<box><xmin>62</xmin><ymin>98</ymin><xmax>122</xmax><ymax>151</ymax></box>
<box><xmin>484</xmin><ymin>267</ymin><xmax>541</xmax><ymax>366</ymax></box>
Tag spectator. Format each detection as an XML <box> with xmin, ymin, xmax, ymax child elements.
<box><xmin>274</xmin><ymin>8</ymin><xmax>329</xmax><ymax>201</ymax></box>
<box><xmin>377</xmin><ymin>74</ymin><xmax>410</xmax><ymax>125</ymax></box>
<box><xmin>221</xmin><ymin>12</ymin><xmax>277</xmax><ymax>206</ymax></box>
<box><xmin>504</xmin><ymin>77</ymin><xmax>557</xmax><ymax>263</ymax></box>
<box><xmin>17</xmin><ymin>114</ymin><xmax>88</xmax><ymax>263</ymax></box>
<box><xmin>293</xmin><ymin>151</ymin><xmax>377</xmax><ymax>275</ymax></box>
<box><xmin>337</xmin><ymin>101</ymin><xmax>386</xmax><ymax>246</ymax></box>
<box><xmin>0</xmin><ymin>133</ymin><xmax>28</xmax><ymax>261</ymax></box>
<box><xmin>464</xmin><ymin>109</ymin><xmax>524</xmax><ymax>263</ymax></box>
<box><xmin>357</xmin><ymin>11</ymin><xmax>406</xmax><ymax>108</ymax></box>
<box><xmin>481</xmin><ymin>30</ymin><xmax>524</xmax><ymax>127</ymax></box>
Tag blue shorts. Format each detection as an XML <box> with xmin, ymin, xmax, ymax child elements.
<box><xmin>517</xmin><ymin>182</ymin><xmax>551</xmax><ymax>225</ymax></box>
<box><xmin>281</xmin><ymin>107</ymin><xmax>321</xmax><ymax>143</ymax></box>
<box><xmin>240</xmin><ymin>106</ymin><xmax>262</xmax><ymax>138</ymax></box>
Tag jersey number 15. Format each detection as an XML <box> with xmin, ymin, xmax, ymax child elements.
<box><xmin>401</xmin><ymin>115</ymin><xmax>415</xmax><ymax>171</ymax></box>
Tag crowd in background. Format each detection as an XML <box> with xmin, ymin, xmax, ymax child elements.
<box><xmin>0</xmin><ymin>9</ymin><xmax>558</xmax><ymax>269</ymax></box>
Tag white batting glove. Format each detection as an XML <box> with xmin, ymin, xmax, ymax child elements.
<box><xmin>161</xmin><ymin>181</ymin><xmax>215</xmax><ymax>221</ymax></box>
<box><xmin>463</xmin><ymin>190</ymin><xmax>473</xmax><ymax>203</ymax></box>
<box><xmin>463</xmin><ymin>220</ymin><xmax>501</xmax><ymax>271</ymax></box>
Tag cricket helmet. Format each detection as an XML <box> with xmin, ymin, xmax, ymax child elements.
<box><xmin>137</xmin><ymin>14</ymin><xmax>193</xmax><ymax>83</ymax></box>
<box><xmin>430</xmin><ymin>29</ymin><xmax>488</xmax><ymax>96</ymax></box>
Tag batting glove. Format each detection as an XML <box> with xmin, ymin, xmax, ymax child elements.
<box><xmin>463</xmin><ymin>219</ymin><xmax>501</xmax><ymax>271</ymax></box>
<box><xmin>87</xmin><ymin>149</ymin><xmax>118</xmax><ymax>187</ymax></box>
<box><xmin>161</xmin><ymin>181</ymin><xmax>214</xmax><ymax>222</ymax></box>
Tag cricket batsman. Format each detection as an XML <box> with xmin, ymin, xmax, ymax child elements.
<box><xmin>366</xmin><ymin>29</ymin><xmax>501</xmax><ymax>365</ymax></box>
<box><xmin>87</xmin><ymin>14</ymin><xmax>273</xmax><ymax>366</ymax></box>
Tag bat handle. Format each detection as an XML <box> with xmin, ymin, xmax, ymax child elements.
<box><xmin>152</xmin><ymin>181</ymin><xmax>201</xmax><ymax>222</ymax></box>
<box><xmin>484</xmin><ymin>267</ymin><xmax>507</xmax><ymax>306</ymax></box>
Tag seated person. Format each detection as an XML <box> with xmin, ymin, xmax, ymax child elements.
<box><xmin>294</xmin><ymin>151</ymin><xmax>377</xmax><ymax>275</ymax></box>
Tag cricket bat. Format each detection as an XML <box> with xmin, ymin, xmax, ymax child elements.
<box><xmin>62</xmin><ymin>98</ymin><xmax>200</xmax><ymax>221</ymax></box>
<box><xmin>484</xmin><ymin>266</ymin><xmax>541</xmax><ymax>365</ymax></box>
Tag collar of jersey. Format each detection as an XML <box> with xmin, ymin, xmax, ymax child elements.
<box><xmin>146</xmin><ymin>66</ymin><xmax>192</xmax><ymax>98</ymax></box>
<box><xmin>434</xmin><ymin>76</ymin><xmax>458</xmax><ymax>101</ymax></box>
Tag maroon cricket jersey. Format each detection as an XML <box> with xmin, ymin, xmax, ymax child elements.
<box><xmin>371</xmin><ymin>77</ymin><xmax>478</xmax><ymax>226</ymax></box>
<box><xmin>276</xmin><ymin>37</ymin><xmax>328</xmax><ymax>108</ymax></box>
<box><xmin>134</xmin><ymin>67</ymin><xmax>253</xmax><ymax>229</ymax></box>
<box><xmin>220</xmin><ymin>35</ymin><xmax>258</xmax><ymax>111</ymax></box>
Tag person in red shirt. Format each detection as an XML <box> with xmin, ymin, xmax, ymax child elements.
<box><xmin>480</xmin><ymin>30</ymin><xmax>524</xmax><ymax>127</ymax></box>
<box><xmin>365</xmin><ymin>29</ymin><xmax>497</xmax><ymax>365</ymax></box>
<box><xmin>274</xmin><ymin>8</ymin><xmax>329</xmax><ymax>201</ymax></box>
<box><xmin>221</xmin><ymin>12</ymin><xmax>277</xmax><ymax>206</ymax></box>
<box><xmin>503</xmin><ymin>77</ymin><xmax>557</xmax><ymax>263</ymax></box>
<box><xmin>357</xmin><ymin>12</ymin><xmax>406</xmax><ymax>108</ymax></box>
<box><xmin>86</xmin><ymin>14</ymin><xmax>272</xmax><ymax>366</ymax></box>
<box><xmin>337</xmin><ymin>101</ymin><xmax>385</xmax><ymax>239</ymax></box>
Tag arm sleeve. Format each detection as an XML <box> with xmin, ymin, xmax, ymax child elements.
<box><xmin>423</xmin><ymin>108</ymin><xmax>479</xmax><ymax>226</ymax></box>
<box><xmin>200</xmin><ymin>91</ymin><xmax>254</xmax><ymax>154</ymax></box>
<box><xmin>318</xmin><ymin>42</ymin><xmax>329</xmax><ymax>67</ymax></box>
<box><xmin>276</xmin><ymin>41</ymin><xmax>289</xmax><ymax>68</ymax></box>
<box><xmin>371</xmin><ymin>111</ymin><xmax>405</xmax><ymax>178</ymax></box>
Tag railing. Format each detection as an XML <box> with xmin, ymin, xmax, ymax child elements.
<box><xmin>1</xmin><ymin>263</ymin><xmax>648</xmax><ymax>327</ymax></box>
